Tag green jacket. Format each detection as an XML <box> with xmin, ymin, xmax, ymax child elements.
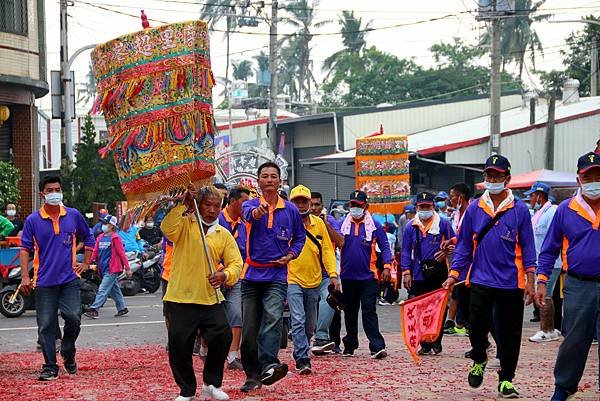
<box><xmin>0</xmin><ymin>215</ymin><xmax>14</xmax><ymax>237</ymax></box>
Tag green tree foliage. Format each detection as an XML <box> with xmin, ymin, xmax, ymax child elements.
<box><xmin>559</xmin><ymin>15</ymin><xmax>600</xmax><ymax>96</ymax></box>
<box><xmin>320</xmin><ymin>39</ymin><xmax>521</xmax><ymax>109</ymax></box>
<box><xmin>60</xmin><ymin>115</ymin><xmax>124</xmax><ymax>213</ymax></box>
<box><xmin>0</xmin><ymin>161</ymin><xmax>20</xmax><ymax>208</ymax></box>
<box><xmin>232</xmin><ymin>59</ymin><xmax>254</xmax><ymax>81</ymax></box>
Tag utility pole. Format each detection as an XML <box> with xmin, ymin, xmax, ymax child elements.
<box><xmin>226</xmin><ymin>12</ymin><xmax>233</xmax><ymax>138</ymax></box>
<box><xmin>592</xmin><ymin>36</ymin><xmax>598</xmax><ymax>96</ymax></box>
<box><xmin>489</xmin><ymin>0</ymin><xmax>502</xmax><ymax>155</ymax></box>
<box><xmin>268</xmin><ymin>0</ymin><xmax>278</xmax><ymax>152</ymax></box>
<box><xmin>60</xmin><ymin>0</ymin><xmax>74</xmax><ymax>160</ymax></box>
<box><xmin>545</xmin><ymin>94</ymin><xmax>556</xmax><ymax>170</ymax></box>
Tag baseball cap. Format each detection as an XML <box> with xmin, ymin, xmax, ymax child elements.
<box><xmin>326</xmin><ymin>283</ymin><xmax>347</xmax><ymax>311</ymax></box>
<box><xmin>101</xmin><ymin>214</ymin><xmax>118</xmax><ymax>227</ymax></box>
<box><xmin>524</xmin><ymin>181</ymin><xmax>551</xmax><ymax>196</ymax></box>
<box><xmin>577</xmin><ymin>152</ymin><xmax>600</xmax><ymax>174</ymax></box>
<box><xmin>290</xmin><ymin>185</ymin><xmax>311</xmax><ymax>201</ymax></box>
<box><xmin>404</xmin><ymin>204</ymin><xmax>416</xmax><ymax>213</ymax></box>
<box><xmin>435</xmin><ymin>191</ymin><xmax>449</xmax><ymax>200</ymax></box>
<box><xmin>484</xmin><ymin>154</ymin><xmax>511</xmax><ymax>174</ymax></box>
<box><xmin>416</xmin><ymin>192</ymin><xmax>435</xmax><ymax>205</ymax></box>
<box><xmin>349</xmin><ymin>190</ymin><xmax>368</xmax><ymax>205</ymax></box>
<box><xmin>99</xmin><ymin>208</ymin><xmax>108</xmax><ymax>218</ymax></box>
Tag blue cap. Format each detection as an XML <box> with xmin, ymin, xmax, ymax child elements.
<box><xmin>577</xmin><ymin>152</ymin><xmax>600</xmax><ymax>173</ymax></box>
<box><xmin>404</xmin><ymin>204</ymin><xmax>416</xmax><ymax>213</ymax></box>
<box><xmin>416</xmin><ymin>192</ymin><xmax>435</xmax><ymax>205</ymax></box>
<box><xmin>435</xmin><ymin>191</ymin><xmax>449</xmax><ymax>200</ymax></box>
<box><xmin>524</xmin><ymin>181</ymin><xmax>551</xmax><ymax>196</ymax></box>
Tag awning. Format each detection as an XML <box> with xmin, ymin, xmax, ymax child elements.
<box><xmin>476</xmin><ymin>169</ymin><xmax>578</xmax><ymax>190</ymax></box>
<box><xmin>299</xmin><ymin>148</ymin><xmax>356</xmax><ymax>165</ymax></box>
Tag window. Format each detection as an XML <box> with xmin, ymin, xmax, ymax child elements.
<box><xmin>0</xmin><ymin>0</ymin><xmax>27</xmax><ymax>35</ymax></box>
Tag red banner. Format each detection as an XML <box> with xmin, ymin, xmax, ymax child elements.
<box><xmin>400</xmin><ymin>288</ymin><xmax>450</xmax><ymax>364</ymax></box>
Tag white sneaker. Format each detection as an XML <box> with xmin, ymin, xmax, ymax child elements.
<box><xmin>175</xmin><ymin>396</ymin><xmax>194</xmax><ymax>401</ymax></box>
<box><xmin>529</xmin><ymin>330</ymin><xmax>560</xmax><ymax>343</ymax></box>
<box><xmin>201</xmin><ymin>384</ymin><xmax>229</xmax><ymax>401</ymax></box>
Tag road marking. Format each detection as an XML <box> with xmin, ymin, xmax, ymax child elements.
<box><xmin>0</xmin><ymin>320</ymin><xmax>165</xmax><ymax>332</ymax></box>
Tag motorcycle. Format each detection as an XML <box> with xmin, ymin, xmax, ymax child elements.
<box><xmin>0</xmin><ymin>264</ymin><xmax>100</xmax><ymax>318</ymax></box>
<box><xmin>118</xmin><ymin>252</ymin><xmax>142</xmax><ymax>297</ymax></box>
<box><xmin>118</xmin><ymin>247</ymin><xmax>162</xmax><ymax>296</ymax></box>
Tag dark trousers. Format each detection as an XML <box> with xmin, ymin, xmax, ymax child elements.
<box><xmin>165</xmin><ymin>301</ymin><xmax>232</xmax><ymax>397</ymax></box>
<box><xmin>240</xmin><ymin>280</ymin><xmax>287</xmax><ymax>380</ymax></box>
<box><xmin>329</xmin><ymin>309</ymin><xmax>342</xmax><ymax>346</ymax></box>
<box><xmin>454</xmin><ymin>284</ymin><xmax>470</xmax><ymax>328</ymax></box>
<box><xmin>412</xmin><ymin>279</ymin><xmax>447</xmax><ymax>349</ymax></box>
<box><xmin>342</xmin><ymin>279</ymin><xmax>386</xmax><ymax>352</ymax></box>
<box><xmin>469</xmin><ymin>284</ymin><xmax>524</xmax><ymax>382</ymax></box>
<box><xmin>36</xmin><ymin>278</ymin><xmax>81</xmax><ymax>373</ymax></box>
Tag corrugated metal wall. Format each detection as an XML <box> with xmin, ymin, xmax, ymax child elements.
<box><xmin>342</xmin><ymin>95</ymin><xmax>522</xmax><ymax>149</ymax></box>
<box><xmin>553</xmin><ymin>113</ymin><xmax>600</xmax><ymax>172</ymax></box>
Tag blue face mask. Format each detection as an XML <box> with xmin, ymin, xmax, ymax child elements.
<box><xmin>532</xmin><ymin>202</ymin><xmax>542</xmax><ymax>211</ymax></box>
<box><xmin>417</xmin><ymin>210</ymin><xmax>434</xmax><ymax>220</ymax></box>
<box><xmin>101</xmin><ymin>224</ymin><xmax>110</xmax><ymax>233</ymax></box>
<box><xmin>582</xmin><ymin>182</ymin><xmax>600</xmax><ymax>200</ymax></box>
<box><xmin>484</xmin><ymin>181</ymin><xmax>505</xmax><ymax>195</ymax></box>
<box><xmin>349</xmin><ymin>207</ymin><xmax>365</xmax><ymax>219</ymax></box>
<box><xmin>436</xmin><ymin>201</ymin><xmax>446</xmax><ymax>209</ymax></box>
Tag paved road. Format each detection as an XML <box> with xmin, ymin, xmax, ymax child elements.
<box><xmin>0</xmin><ymin>287</ymin><xmax>540</xmax><ymax>352</ymax></box>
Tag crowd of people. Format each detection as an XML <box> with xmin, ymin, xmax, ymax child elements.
<box><xmin>9</xmin><ymin>143</ymin><xmax>600</xmax><ymax>401</ymax></box>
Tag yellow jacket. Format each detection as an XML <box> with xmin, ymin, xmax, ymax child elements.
<box><xmin>161</xmin><ymin>205</ymin><xmax>242</xmax><ymax>305</ymax></box>
<box><xmin>288</xmin><ymin>215</ymin><xmax>337</xmax><ymax>288</ymax></box>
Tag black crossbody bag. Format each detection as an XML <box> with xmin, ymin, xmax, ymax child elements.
<box><xmin>305</xmin><ymin>229</ymin><xmax>326</xmax><ymax>272</ymax></box>
<box><xmin>415</xmin><ymin>224</ymin><xmax>449</xmax><ymax>283</ymax></box>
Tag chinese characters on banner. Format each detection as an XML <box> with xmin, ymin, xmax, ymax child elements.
<box><xmin>400</xmin><ymin>288</ymin><xmax>450</xmax><ymax>364</ymax></box>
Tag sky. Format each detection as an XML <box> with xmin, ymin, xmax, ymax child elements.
<box><xmin>39</xmin><ymin>0</ymin><xmax>600</xmax><ymax>110</ymax></box>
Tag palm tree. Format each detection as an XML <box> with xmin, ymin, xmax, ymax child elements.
<box><xmin>322</xmin><ymin>10</ymin><xmax>372</xmax><ymax>83</ymax></box>
<box><xmin>480</xmin><ymin>0</ymin><xmax>549</xmax><ymax>80</ymax></box>
<box><xmin>281</xmin><ymin>0</ymin><xmax>332</xmax><ymax>102</ymax></box>
<box><xmin>232</xmin><ymin>60</ymin><xmax>254</xmax><ymax>81</ymax></box>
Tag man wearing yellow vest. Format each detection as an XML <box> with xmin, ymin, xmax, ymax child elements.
<box><xmin>161</xmin><ymin>185</ymin><xmax>243</xmax><ymax>401</ymax></box>
<box><xmin>287</xmin><ymin>185</ymin><xmax>340</xmax><ymax>374</ymax></box>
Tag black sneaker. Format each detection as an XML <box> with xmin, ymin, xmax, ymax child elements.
<box><xmin>260</xmin><ymin>363</ymin><xmax>288</xmax><ymax>385</ymax></box>
<box><xmin>498</xmin><ymin>381</ymin><xmax>519</xmax><ymax>398</ymax></box>
<box><xmin>311</xmin><ymin>339</ymin><xmax>335</xmax><ymax>355</ymax></box>
<box><xmin>370</xmin><ymin>349</ymin><xmax>387</xmax><ymax>359</ymax></box>
<box><xmin>342</xmin><ymin>348</ymin><xmax>355</xmax><ymax>357</ymax></box>
<box><xmin>114</xmin><ymin>308</ymin><xmax>129</xmax><ymax>317</ymax></box>
<box><xmin>443</xmin><ymin>320</ymin><xmax>455</xmax><ymax>331</ymax></box>
<box><xmin>84</xmin><ymin>309</ymin><xmax>99</xmax><ymax>319</ymax></box>
<box><xmin>432</xmin><ymin>344</ymin><xmax>442</xmax><ymax>355</ymax></box>
<box><xmin>418</xmin><ymin>347</ymin><xmax>433</xmax><ymax>356</ymax></box>
<box><xmin>227</xmin><ymin>358</ymin><xmax>243</xmax><ymax>370</ymax></box>
<box><xmin>468</xmin><ymin>360</ymin><xmax>487</xmax><ymax>388</ymax></box>
<box><xmin>296</xmin><ymin>360</ymin><xmax>312</xmax><ymax>375</ymax></box>
<box><xmin>39</xmin><ymin>368</ymin><xmax>58</xmax><ymax>381</ymax></box>
<box><xmin>64</xmin><ymin>357</ymin><xmax>77</xmax><ymax>375</ymax></box>
<box><xmin>240</xmin><ymin>379</ymin><xmax>262</xmax><ymax>393</ymax></box>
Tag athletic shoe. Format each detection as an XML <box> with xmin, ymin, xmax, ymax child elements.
<box><xmin>371</xmin><ymin>349</ymin><xmax>387</xmax><ymax>359</ymax></box>
<box><xmin>550</xmin><ymin>387</ymin><xmax>575</xmax><ymax>401</ymax></box>
<box><xmin>332</xmin><ymin>344</ymin><xmax>341</xmax><ymax>354</ymax></box>
<box><xmin>311</xmin><ymin>339</ymin><xmax>335</xmax><ymax>355</ymax></box>
<box><xmin>378</xmin><ymin>299</ymin><xmax>392</xmax><ymax>306</ymax></box>
<box><xmin>487</xmin><ymin>358</ymin><xmax>501</xmax><ymax>369</ymax></box>
<box><xmin>431</xmin><ymin>344</ymin><xmax>442</xmax><ymax>355</ymax></box>
<box><xmin>114</xmin><ymin>308</ymin><xmax>129</xmax><ymax>317</ymax></box>
<box><xmin>465</xmin><ymin>342</ymin><xmax>492</xmax><ymax>359</ymax></box>
<box><xmin>295</xmin><ymin>360</ymin><xmax>312</xmax><ymax>375</ymax></box>
<box><xmin>174</xmin><ymin>396</ymin><xmax>194</xmax><ymax>401</ymax></box>
<box><xmin>84</xmin><ymin>309</ymin><xmax>99</xmax><ymax>319</ymax></box>
<box><xmin>529</xmin><ymin>329</ymin><xmax>561</xmax><ymax>342</ymax></box>
<box><xmin>240</xmin><ymin>379</ymin><xmax>262</xmax><ymax>393</ymax></box>
<box><xmin>38</xmin><ymin>368</ymin><xmax>58</xmax><ymax>381</ymax></box>
<box><xmin>260</xmin><ymin>363</ymin><xmax>288</xmax><ymax>385</ymax></box>
<box><xmin>592</xmin><ymin>339</ymin><xmax>598</xmax><ymax>345</ymax></box>
<box><xmin>64</xmin><ymin>356</ymin><xmax>77</xmax><ymax>374</ymax></box>
<box><xmin>342</xmin><ymin>348</ymin><xmax>355</xmax><ymax>357</ymax></box>
<box><xmin>498</xmin><ymin>381</ymin><xmax>519</xmax><ymax>398</ymax></box>
<box><xmin>468</xmin><ymin>360</ymin><xmax>487</xmax><ymax>388</ymax></box>
<box><xmin>443</xmin><ymin>320</ymin><xmax>455</xmax><ymax>331</ymax></box>
<box><xmin>227</xmin><ymin>358</ymin><xmax>243</xmax><ymax>370</ymax></box>
<box><xmin>445</xmin><ymin>326</ymin><xmax>468</xmax><ymax>336</ymax></box>
<box><xmin>418</xmin><ymin>347</ymin><xmax>433</xmax><ymax>356</ymax></box>
<box><xmin>201</xmin><ymin>384</ymin><xmax>229</xmax><ymax>400</ymax></box>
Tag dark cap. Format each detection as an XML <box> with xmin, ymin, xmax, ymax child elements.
<box><xmin>577</xmin><ymin>152</ymin><xmax>600</xmax><ymax>174</ymax></box>
<box><xmin>349</xmin><ymin>190</ymin><xmax>368</xmax><ymax>205</ymax></box>
<box><xmin>326</xmin><ymin>284</ymin><xmax>347</xmax><ymax>311</ymax></box>
<box><xmin>484</xmin><ymin>154</ymin><xmax>511</xmax><ymax>174</ymax></box>
<box><xmin>524</xmin><ymin>181</ymin><xmax>551</xmax><ymax>196</ymax></box>
<box><xmin>416</xmin><ymin>192</ymin><xmax>435</xmax><ymax>205</ymax></box>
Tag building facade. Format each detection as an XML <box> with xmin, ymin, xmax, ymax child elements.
<box><xmin>0</xmin><ymin>0</ymin><xmax>48</xmax><ymax>215</ymax></box>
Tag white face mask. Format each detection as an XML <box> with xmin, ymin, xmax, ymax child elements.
<box><xmin>349</xmin><ymin>207</ymin><xmax>365</xmax><ymax>219</ymax></box>
<box><xmin>200</xmin><ymin>215</ymin><xmax>218</xmax><ymax>227</ymax></box>
<box><xmin>417</xmin><ymin>210</ymin><xmax>434</xmax><ymax>220</ymax></box>
<box><xmin>484</xmin><ymin>181</ymin><xmax>505</xmax><ymax>195</ymax></box>
<box><xmin>6</xmin><ymin>210</ymin><xmax>16</xmax><ymax>217</ymax></box>
<box><xmin>44</xmin><ymin>192</ymin><xmax>63</xmax><ymax>206</ymax></box>
<box><xmin>581</xmin><ymin>182</ymin><xmax>600</xmax><ymax>200</ymax></box>
<box><xmin>145</xmin><ymin>222</ymin><xmax>154</xmax><ymax>228</ymax></box>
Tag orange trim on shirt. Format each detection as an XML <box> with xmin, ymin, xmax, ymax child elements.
<box><xmin>477</xmin><ymin>196</ymin><xmax>515</xmax><ymax>219</ymax></box>
<box><xmin>514</xmin><ymin>243</ymin><xmax>525</xmax><ymax>289</ymax></box>
<box><xmin>561</xmin><ymin>236</ymin><xmax>570</xmax><ymax>271</ymax></box>
<box><xmin>222</xmin><ymin>208</ymin><xmax>240</xmax><ymax>239</ymax></box>
<box><xmin>369</xmin><ymin>240</ymin><xmax>378</xmax><ymax>277</ymax></box>
<box><xmin>259</xmin><ymin>195</ymin><xmax>285</xmax><ymax>229</ymax></box>
<box><xmin>39</xmin><ymin>206</ymin><xmax>67</xmax><ymax>235</ymax></box>
<box><xmin>568</xmin><ymin>198</ymin><xmax>600</xmax><ymax>229</ymax></box>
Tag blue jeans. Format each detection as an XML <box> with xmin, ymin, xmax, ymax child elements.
<box><xmin>287</xmin><ymin>284</ymin><xmax>320</xmax><ymax>363</ymax></box>
<box><xmin>89</xmin><ymin>272</ymin><xmax>126</xmax><ymax>312</ymax></box>
<box><xmin>240</xmin><ymin>280</ymin><xmax>287</xmax><ymax>379</ymax></box>
<box><xmin>554</xmin><ymin>275</ymin><xmax>600</xmax><ymax>394</ymax></box>
<box><xmin>36</xmin><ymin>278</ymin><xmax>82</xmax><ymax>373</ymax></box>
<box><xmin>222</xmin><ymin>281</ymin><xmax>242</xmax><ymax>328</ymax></box>
<box><xmin>315</xmin><ymin>277</ymin><xmax>335</xmax><ymax>342</ymax></box>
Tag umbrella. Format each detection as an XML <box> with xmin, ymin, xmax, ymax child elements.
<box><xmin>476</xmin><ymin>169</ymin><xmax>578</xmax><ymax>190</ymax></box>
